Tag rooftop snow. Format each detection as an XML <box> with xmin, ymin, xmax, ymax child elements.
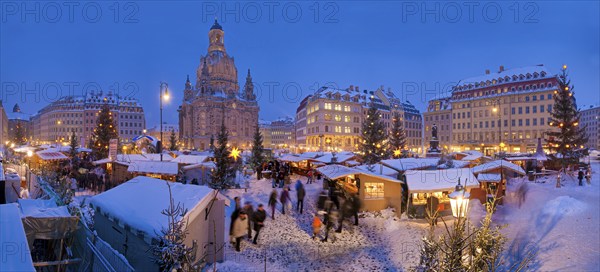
<box><xmin>0</xmin><ymin>204</ymin><xmax>35</xmax><ymax>271</ymax></box>
<box><xmin>90</xmin><ymin>176</ymin><xmax>215</xmax><ymax>237</ymax></box>
<box><xmin>380</xmin><ymin>158</ymin><xmax>439</xmax><ymax>171</ymax></box>
<box><xmin>171</xmin><ymin>155</ymin><xmax>208</xmax><ymax>164</ymax></box>
<box><xmin>472</xmin><ymin>160</ymin><xmax>526</xmax><ymax>175</ymax></box>
<box><xmin>404</xmin><ymin>168</ymin><xmax>479</xmax><ymax>193</ymax></box>
<box><xmin>477</xmin><ymin>173</ymin><xmax>502</xmax><ymax>182</ymax></box>
<box><xmin>127</xmin><ymin>161</ymin><xmax>179</xmax><ymax>175</ymax></box>
<box><xmin>311</xmin><ymin>153</ymin><xmax>356</xmax><ymax>164</ymax></box>
<box><xmin>317</xmin><ymin>164</ymin><xmax>402</xmax><ymax>183</ymax></box>
<box><xmin>35</xmin><ymin>151</ymin><xmax>69</xmax><ymax>161</ymax></box>
<box><xmin>456</xmin><ymin>65</ymin><xmax>552</xmax><ymax>90</ymax></box>
<box><xmin>18</xmin><ymin>199</ymin><xmax>71</xmax><ymax>218</ymax></box>
<box><xmin>353</xmin><ymin>164</ymin><xmax>398</xmax><ymax>177</ymax></box>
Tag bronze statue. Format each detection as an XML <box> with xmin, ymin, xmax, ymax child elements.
<box><xmin>432</xmin><ymin>124</ymin><xmax>438</xmax><ymax>139</ymax></box>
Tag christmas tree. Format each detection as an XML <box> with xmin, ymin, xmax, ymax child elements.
<box><xmin>169</xmin><ymin>129</ymin><xmax>177</xmax><ymax>151</ymax></box>
<box><xmin>546</xmin><ymin>65</ymin><xmax>588</xmax><ymax>166</ymax></box>
<box><xmin>389</xmin><ymin>111</ymin><xmax>407</xmax><ymax>158</ymax></box>
<box><xmin>360</xmin><ymin>103</ymin><xmax>388</xmax><ymax>165</ymax></box>
<box><xmin>249</xmin><ymin>122</ymin><xmax>264</xmax><ymax>168</ymax></box>
<box><xmin>69</xmin><ymin>129</ymin><xmax>78</xmax><ymax>159</ymax></box>
<box><xmin>13</xmin><ymin>121</ymin><xmax>26</xmax><ymax>145</ymax></box>
<box><xmin>210</xmin><ymin>118</ymin><xmax>236</xmax><ymax>189</ymax></box>
<box><xmin>92</xmin><ymin>103</ymin><xmax>119</xmax><ymax>158</ymax></box>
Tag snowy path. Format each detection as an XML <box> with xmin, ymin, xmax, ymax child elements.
<box><xmin>216</xmin><ymin>174</ymin><xmax>426</xmax><ymax>271</ymax></box>
<box><xmin>492</xmin><ymin>160</ymin><xmax>600</xmax><ymax>271</ymax></box>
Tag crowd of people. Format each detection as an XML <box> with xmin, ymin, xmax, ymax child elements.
<box><xmin>230</xmin><ymin>172</ymin><xmax>362</xmax><ymax>251</ymax></box>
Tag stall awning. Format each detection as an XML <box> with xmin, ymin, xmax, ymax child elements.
<box><xmin>35</xmin><ymin>151</ymin><xmax>69</xmax><ymax>161</ymax></box>
<box><xmin>404</xmin><ymin>168</ymin><xmax>479</xmax><ymax>193</ymax></box>
<box><xmin>279</xmin><ymin>155</ymin><xmax>307</xmax><ymax>162</ymax></box>
<box><xmin>477</xmin><ymin>173</ymin><xmax>502</xmax><ymax>182</ymax></box>
<box><xmin>472</xmin><ymin>160</ymin><xmax>526</xmax><ymax>175</ymax></box>
<box><xmin>380</xmin><ymin>158</ymin><xmax>439</xmax><ymax>171</ymax></box>
<box><xmin>317</xmin><ymin>164</ymin><xmax>402</xmax><ymax>183</ymax></box>
<box><xmin>127</xmin><ymin>161</ymin><xmax>178</xmax><ymax>175</ymax></box>
<box><xmin>171</xmin><ymin>155</ymin><xmax>209</xmax><ymax>164</ymax></box>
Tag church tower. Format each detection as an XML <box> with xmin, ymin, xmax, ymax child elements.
<box><xmin>184</xmin><ymin>75</ymin><xmax>193</xmax><ymax>101</ymax></box>
<box><xmin>242</xmin><ymin>69</ymin><xmax>256</xmax><ymax>101</ymax></box>
<box><xmin>208</xmin><ymin>19</ymin><xmax>225</xmax><ymax>53</ymax></box>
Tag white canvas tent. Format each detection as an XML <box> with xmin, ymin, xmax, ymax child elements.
<box><xmin>90</xmin><ymin>177</ymin><xmax>225</xmax><ymax>271</ymax></box>
<box><xmin>0</xmin><ymin>203</ymin><xmax>35</xmax><ymax>272</ymax></box>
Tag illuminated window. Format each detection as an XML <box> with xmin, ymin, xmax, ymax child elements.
<box><xmin>334</xmin><ymin>104</ymin><xmax>342</xmax><ymax>111</ymax></box>
<box><xmin>324</xmin><ymin>103</ymin><xmax>332</xmax><ymax>110</ymax></box>
<box><xmin>344</xmin><ymin>126</ymin><xmax>351</xmax><ymax>133</ymax></box>
<box><xmin>344</xmin><ymin>105</ymin><xmax>351</xmax><ymax>112</ymax></box>
<box><xmin>335</xmin><ymin>126</ymin><xmax>342</xmax><ymax>133</ymax></box>
<box><xmin>335</xmin><ymin>115</ymin><xmax>341</xmax><ymax>122</ymax></box>
<box><xmin>344</xmin><ymin>116</ymin><xmax>351</xmax><ymax>122</ymax></box>
<box><xmin>364</xmin><ymin>182</ymin><xmax>384</xmax><ymax>199</ymax></box>
<box><xmin>324</xmin><ymin>114</ymin><xmax>332</xmax><ymax>121</ymax></box>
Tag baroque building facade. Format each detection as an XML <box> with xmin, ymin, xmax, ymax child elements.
<box><xmin>444</xmin><ymin>65</ymin><xmax>559</xmax><ymax>155</ymax></box>
<box><xmin>178</xmin><ymin>20</ymin><xmax>259</xmax><ymax>150</ymax></box>
<box><xmin>297</xmin><ymin>85</ymin><xmax>422</xmax><ymax>153</ymax></box>
<box><xmin>581</xmin><ymin>105</ymin><xmax>600</xmax><ymax>150</ymax></box>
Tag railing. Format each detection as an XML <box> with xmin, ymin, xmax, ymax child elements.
<box><xmin>72</xmin><ymin>221</ymin><xmax>135</xmax><ymax>272</ymax></box>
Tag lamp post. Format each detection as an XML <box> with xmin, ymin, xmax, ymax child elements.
<box><xmin>159</xmin><ymin>82</ymin><xmax>170</xmax><ymax>161</ymax></box>
<box><xmin>449</xmin><ymin>178</ymin><xmax>470</xmax><ymax>218</ymax></box>
<box><xmin>26</xmin><ymin>150</ymin><xmax>33</xmax><ymax>194</ymax></box>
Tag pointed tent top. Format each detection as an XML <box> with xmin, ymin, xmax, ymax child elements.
<box><xmin>210</xmin><ymin>18</ymin><xmax>223</xmax><ymax>30</ymax></box>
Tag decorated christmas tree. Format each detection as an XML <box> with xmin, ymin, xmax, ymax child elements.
<box><xmin>360</xmin><ymin>103</ymin><xmax>388</xmax><ymax>164</ymax></box>
<box><xmin>13</xmin><ymin>121</ymin><xmax>26</xmax><ymax>145</ymax></box>
<box><xmin>69</xmin><ymin>129</ymin><xmax>78</xmax><ymax>159</ymax></box>
<box><xmin>546</xmin><ymin>65</ymin><xmax>588</xmax><ymax>166</ymax></box>
<box><xmin>210</xmin><ymin>118</ymin><xmax>236</xmax><ymax>189</ymax></box>
<box><xmin>389</xmin><ymin>111</ymin><xmax>407</xmax><ymax>158</ymax></box>
<box><xmin>169</xmin><ymin>129</ymin><xmax>178</xmax><ymax>151</ymax></box>
<box><xmin>249</xmin><ymin>122</ymin><xmax>264</xmax><ymax>168</ymax></box>
<box><xmin>91</xmin><ymin>103</ymin><xmax>119</xmax><ymax>158</ymax></box>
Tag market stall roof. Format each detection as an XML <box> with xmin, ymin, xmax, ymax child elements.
<box><xmin>477</xmin><ymin>173</ymin><xmax>502</xmax><ymax>182</ymax></box>
<box><xmin>18</xmin><ymin>199</ymin><xmax>71</xmax><ymax>218</ymax></box>
<box><xmin>353</xmin><ymin>164</ymin><xmax>398</xmax><ymax>177</ymax></box>
<box><xmin>279</xmin><ymin>155</ymin><xmax>307</xmax><ymax>162</ymax></box>
<box><xmin>437</xmin><ymin>160</ymin><xmax>471</xmax><ymax>169</ymax></box>
<box><xmin>404</xmin><ymin>168</ymin><xmax>479</xmax><ymax>193</ymax></box>
<box><xmin>345</xmin><ymin>160</ymin><xmax>361</xmax><ymax>166</ymax></box>
<box><xmin>182</xmin><ymin>161</ymin><xmax>216</xmax><ymax>171</ymax></box>
<box><xmin>472</xmin><ymin>160</ymin><xmax>526</xmax><ymax>175</ymax></box>
<box><xmin>298</xmin><ymin>152</ymin><xmax>322</xmax><ymax>159</ymax></box>
<box><xmin>461</xmin><ymin>151</ymin><xmax>483</xmax><ymax>161</ymax></box>
<box><xmin>380</xmin><ymin>158</ymin><xmax>439</xmax><ymax>171</ymax></box>
<box><xmin>504</xmin><ymin>156</ymin><xmax>535</xmax><ymax>161</ymax></box>
<box><xmin>116</xmin><ymin>153</ymin><xmax>174</xmax><ymax>162</ymax></box>
<box><xmin>13</xmin><ymin>146</ymin><xmax>37</xmax><ymax>153</ymax></box>
<box><xmin>127</xmin><ymin>161</ymin><xmax>179</xmax><ymax>175</ymax></box>
<box><xmin>312</xmin><ymin>153</ymin><xmax>356</xmax><ymax>164</ymax></box>
<box><xmin>316</xmin><ymin>164</ymin><xmax>402</xmax><ymax>183</ymax></box>
<box><xmin>35</xmin><ymin>151</ymin><xmax>69</xmax><ymax>161</ymax></box>
<box><xmin>171</xmin><ymin>155</ymin><xmax>208</xmax><ymax>164</ymax></box>
<box><xmin>90</xmin><ymin>176</ymin><xmax>216</xmax><ymax>238</ymax></box>
<box><xmin>0</xmin><ymin>204</ymin><xmax>35</xmax><ymax>272</ymax></box>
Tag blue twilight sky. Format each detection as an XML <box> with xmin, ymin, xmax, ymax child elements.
<box><xmin>1</xmin><ymin>1</ymin><xmax>599</xmax><ymax>126</ymax></box>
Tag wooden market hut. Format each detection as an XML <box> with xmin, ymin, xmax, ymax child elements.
<box><xmin>403</xmin><ymin>168</ymin><xmax>479</xmax><ymax>218</ymax></box>
<box><xmin>316</xmin><ymin>164</ymin><xmax>404</xmax><ymax>217</ymax></box>
<box><xmin>127</xmin><ymin>161</ymin><xmax>178</xmax><ymax>181</ymax></box>
<box><xmin>471</xmin><ymin>160</ymin><xmax>526</xmax><ymax>204</ymax></box>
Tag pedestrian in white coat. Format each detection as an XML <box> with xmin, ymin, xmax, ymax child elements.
<box><xmin>233</xmin><ymin>212</ymin><xmax>249</xmax><ymax>252</ymax></box>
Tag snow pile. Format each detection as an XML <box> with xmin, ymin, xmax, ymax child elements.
<box><xmin>542</xmin><ymin>195</ymin><xmax>586</xmax><ymax>216</ymax></box>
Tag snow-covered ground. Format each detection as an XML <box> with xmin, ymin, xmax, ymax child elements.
<box><xmin>492</xmin><ymin>160</ymin><xmax>600</xmax><ymax>271</ymax></box>
<box><xmin>208</xmin><ymin>160</ymin><xmax>600</xmax><ymax>271</ymax></box>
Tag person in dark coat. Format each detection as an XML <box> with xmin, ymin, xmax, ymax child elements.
<box><xmin>578</xmin><ymin>169</ymin><xmax>584</xmax><ymax>186</ymax></box>
<box><xmin>280</xmin><ymin>187</ymin><xmax>290</xmax><ymax>214</ymax></box>
<box><xmin>268</xmin><ymin>190</ymin><xmax>278</xmax><ymax>220</ymax></box>
<box><xmin>329</xmin><ymin>187</ymin><xmax>340</xmax><ymax>210</ymax></box>
<box><xmin>296</xmin><ymin>180</ymin><xmax>306</xmax><ymax>214</ymax></box>
<box><xmin>317</xmin><ymin>191</ymin><xmax>328</xmax><ymax>211</ymax></box>
<box><xmin>256</xmin><ymin>165</ymin><xmax>262</xmax><ymax>180</ymax></box>
<box><xmin>242</xmin><ymin>202</ymin><xmax>254</xmax><ymax>240</ymax></box>
<box><xmin>229</xmin><ymin>197</ymin><xmax>241</xmax><ymax>240</ymax></box>
<box><xmin>252</xmin><ymin>204</ymin><xmax>267</xmax><ymax>244</ymax></box>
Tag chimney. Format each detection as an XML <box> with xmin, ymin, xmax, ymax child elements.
<box><xmin>349</xmin><ymin>85</ymin><xmax>354</xmax><ymax>91</ymax></box>
<box><xmin>499</xmin><ymin>65</ymin><xmax>505</xmax><ymax>72</ymax></box>
<box><xmin>485</xmin><ymin>69</ymin><xmax>490</xmax><ymax>75</ymax></box>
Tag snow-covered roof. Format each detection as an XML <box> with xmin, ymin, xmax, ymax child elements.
<box><xmin>437</xmin><ymin>160</ymin><xmax>471</xmax><ymax>169</ymax></box>
<box><xmin>477</xmin><ymin>173</ymin><xmax>502</xmax><ymax>182</ymax></box>
<box><xmin>353</xmin><ymin>164</ymin><xmax>398</xmax><ymax>177</ymax></box>
<box><xmin>279</xmin><ymin>155</ymin><xmax>308</xmax><ymax>162</ymax></box>
<box><xmin>13</xmin><ymin>146</ymin><xmax>37</xmax><ymax>153</ymax></box>
<box><xmin>182</xmin><ymin>161</ymin><xmax>216</xmax><ymax>170</ymax></box>
<box><xmin>504</xmin><ymin>156</ymin><xmax>535</xmax><ymax>161</ymax></box>
<box><xmin>311</xmin><ymin>153</ymin><xmax>356</xmax><ymax>164</ymax></box>
<box><xmin>404</xmin><ymin>168</ymin><xmax>479</xmax><ymax>193</ymax></box>
<box><xmin>35</xmin><ymin>151</ymin><xmax>69</xmax><ymax>161</ymax></box>
<box><xmin>345</xmin><ymin>160</ymin><xmax>361</xmax><ymax>166</ymax></box>
<box><xmin>127</xmin><ymin>161</ymin><xmax>178</xmax><ymax>175</ymax></box>
<box><xmin>90</xmin><ymin>177</ymin><xmax>215</xmax><ymax>238</ymax></box>
<box><xmin>116</xmin><ymin>153</ymin><xmax>173</xmax><ymax>162</ymax></box>
<box><xmin>18</xmin><ymin>199</ymin><xmax>71</xmax><ymax>218</ymax></box>
<box><xmin>317</xmin><ymin>164</ymin><xmax>402</xmax><ymax>183</ymax></box>
<box><xmin>472</xmin><ymin>160</ymin><xmax>526</xmax><ymax>175</ymax></box>
<box><xmin>171</xmin><ymin>155</ymin><xmax>208</xmax><ymax>164</ymax></box>
<box><xmin>0</xmin><ymin>204</ymin><xmax>35</xmax><ymax>271</ymax></box>
<box><xmin>456</xmin><ymin>65</ymin><xmax>552</xmax><ymax>90</ymax></box>
<box><xmin>298</xmin><ymin>152</ymin><xmax>322</xmax><ymax>159</ymax></box>
<box><xmin>380</xmin><ymin>158</ymin><xmax>439</xmax><ymax>171</ymax></box>
<box><xmin>461</xmin><ymin>150</ymin><xmax>483</xmax><ymax>161</ymax></box>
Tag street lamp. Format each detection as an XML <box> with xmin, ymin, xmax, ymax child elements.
<box><xmin>26</xmin><ymin>150</ymin><xmax>33</xmax><ymax>194</ymax></box>
<box><xmin>159</xmin><ymin>82</ymin><xmax>170</xmax><ymax>161</ymax></box>
<box><xmin>449</xmin><ymin>178</ymin><xmax>470</xmax><ymax>218</ymax></box>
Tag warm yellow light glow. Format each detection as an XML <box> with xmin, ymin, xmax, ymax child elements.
<box><xmin>492</xmin><ymin>107</ymin><xmax>497</xmax><ymax>112</ymax></box>
<box><xmin>566</xmin><ymin>144</ymin><xmax>570</xmax><ymax>148</ymax></box>
<box><xmin>563</xmin><ymin>64</ymin><xmax>567</xmax><ymax>69</ymax></box>
<box><xmin>10</xmin><ymin>143</ymin><xmax>15</xmax><ymax>148</ymax></box>
<box><xmin>393</xmin><ymin>149</ymin><xmax>401</xmax><ymax>157</ymax></box>
<box><xmin>229</xmin><ymin>147</ymin><xmax>241</xmax><ymax>161</ymax></box>
<box><xmin>27</xmin><ymin>150</ymin><xmax>33</xmax><ymax>157</ymax></box>
<box><xmin>500</xmin><ymin>142</ymin><xmax>505</xmax><ymax>148</ymax></box>
<box><xmin>574</xmin><ymin>122</ymin><xmax>579</xmax><ymax>126</ymax></box>
<box><xmin>565</xmin><ymin>87</ymin><xmax>569</xmax><ymax>91</ymax></box>
<box><xmin>57</xmin><ymin>120</ymin><xmax>61</xmax><ymax>125</ymax></box>
<box><xmin>163</xmin><ymin>89</ymin><xmax>170</xmax><ymax>101</ymax></box>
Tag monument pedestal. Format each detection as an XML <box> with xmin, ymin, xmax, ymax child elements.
<box><xmin>426</xmin><ymin>138</ymin><xmax>442</xmax><ymax>158</ymax></box>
